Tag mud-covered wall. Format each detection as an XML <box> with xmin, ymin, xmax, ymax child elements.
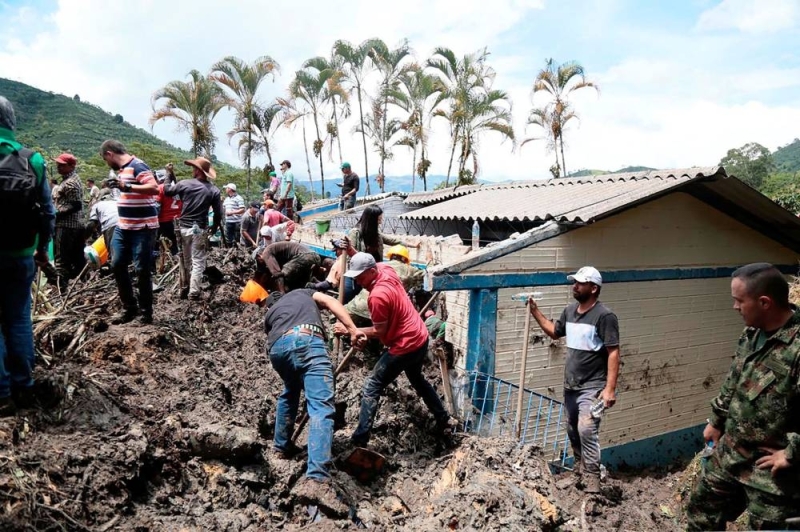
<box><xmin>460</xmin><ymin>191</ymin><xmax>798</xmax><ymax>449</ymax></box>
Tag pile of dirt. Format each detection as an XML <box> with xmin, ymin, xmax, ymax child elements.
<box><xmin>1</xmin><ymin>247</ymin><xmax>688</xmax><ymax>530</ymax></box>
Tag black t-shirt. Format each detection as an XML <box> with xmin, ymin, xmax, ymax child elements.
<box><xmin>342</xmin><ymin>172</ymin><xmax>360</xmax><ymax>196</ymax></box>
<box><xmin>554</xmin><ymin>302</ymin><xmax>619</xmax><ymax>391</ymax></box>
<box><xmin>264</xmin><ymin>289</ymin><xmax>326</xmax><ymax>351</ymax></box>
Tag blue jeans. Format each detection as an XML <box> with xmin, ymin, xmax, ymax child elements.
<box><xmin>352</xmin><ymin>340</ymin><xmax>447</xmax><ymax>445</ymax></box>
<box><xmin>339</xmin><ymin>195</ymin><xmax>356</xmax><ymax>211</ymax></box>
<box><xmin>269</xmin><ymin>333</ymin><xmax>335</xmax><ymax>480</ymax></box>
<box><xmin>224</xmin><ymin>222</ymin><xmax>241</xmax><ymax>246</ymax></box>
<box><xmin>110</xmin><ymin>227</ymin><xmax>156</xmax><ymax>314</ymax></box>
<box><xmin>564</xmin><ymin>387</ymin><xmax>604</xmax><ymax>475</ymax></box>
<box><xmin>0</xmin><ymin>256</ymin><xmax>36</xmax><ymax>398</ymax></box>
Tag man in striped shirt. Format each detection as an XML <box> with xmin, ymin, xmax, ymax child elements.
<box><xmin>100</xmin><ymin>140</ymin><xmax>159</xmax><ymax>325</ymax></box>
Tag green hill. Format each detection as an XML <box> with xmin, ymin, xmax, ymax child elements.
<box><xmin>0</xmin><ymin>77</ymin><xmax>192</xmax><ymax>161</ymax></box>
<box><xmin>0</xmin><ymin>78</ymin><xmax>272</xmax><ymax>196</ymax></box>
<box><xmin>773</xmin><ymin>138</ymin><xmax>800</xmax><ymax>173</ymax></box>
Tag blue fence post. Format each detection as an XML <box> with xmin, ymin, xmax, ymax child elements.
<box><xmin>466</xmin><ymin>288</ymin><xmax>498</xmax><ymax>416</ymax></box>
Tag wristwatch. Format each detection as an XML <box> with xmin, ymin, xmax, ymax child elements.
<box><xmin>123</xmin><ymin>183</ymin><xmax>132</xmax><ymax>192</ymax></box>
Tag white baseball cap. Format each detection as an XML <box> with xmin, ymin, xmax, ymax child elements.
<box><xmin>224</xmin><ymin>183</ymin><xmax>237</xmax><ymax>191</ymax></box>
<box><xmin>567</xmin><ymin>266</ymin><xmax>603</xmax><ymax>286</ymax></box>
<box><xmin>344</xmin><ymin>252</ymin><xmax>377</xmax><ymax>278</ymax></box>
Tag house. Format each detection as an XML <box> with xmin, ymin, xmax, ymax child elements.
<box><xmin>406</xmin><ymin>167</ymin><xmax>800</xmax><ymax>467</ymax></box>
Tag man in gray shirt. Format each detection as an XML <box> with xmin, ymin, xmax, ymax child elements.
<box><xmin>528</xmin><ymin>266</ymin><xmax>620</xmax><ymax>493</ymax></box>
<box><xmin>164</xmin><ymin>157</ymin><xmax>222</xmax><ymax>300</ymax></box>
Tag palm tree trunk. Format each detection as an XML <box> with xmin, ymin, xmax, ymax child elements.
<box><xmin>333</xmin><ymin>105</ymin><xmax>343</xmax><ymax>165</ymax></box>
<box><xmin>302</xmin><ymin>116</ymin><xmax>315</xmax><ymax>201</ymax></box>
<box><xmin>246</xmin><ymin>129</ymin><xmax>252</xmax><ymax>198</ymax></box>
<box><xmin>411</xmin><ymin>143</ymin><xmax>417</xmax><ymax>193</ymax></box>
<box><xmin>559</xmin><ymin>134</ymin><xmax>567</xmax><ymax>178</ymax></box>
<box><xmin>445</xmin><ymin>129</ymin><xmax>457</xmax><ymax>187</ymax></box>
<box><xmin>421</xmin><ymin>145</ymin><xmax>428</xmax><ymax>191</ymax></box>
<box><xmin>380</xmin><ymin>84</ymin><xmax>389</xmax><ymax>193</ymax></box>
<box><xmin>312</xmin><ymin>113</ymin><xmax>326</xmax><ymax>198</ymax></box>
<box><xmin>265</xmin><ymin>142</ymin><xmax>273</xmax><ymax>168</ymax></box>
<box><xmin>356</xmin><ymin>86</ymin><xmax>371</xmax><ymax>196</ymax></box>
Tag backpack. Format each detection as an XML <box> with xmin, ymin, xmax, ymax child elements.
<box><xmin>0</xmin><ymin>147</ymin><xmax>41</xmax><ymax>251</ymax></box>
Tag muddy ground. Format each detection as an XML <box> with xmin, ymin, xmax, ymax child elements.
<box><xmin>1</xmin><ymin>248</ymin><xmax>693</xmax><ymax>531</ymax></box>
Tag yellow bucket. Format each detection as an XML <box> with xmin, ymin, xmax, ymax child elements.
<box><xmin>240</xmin><ymin>279</ymin><xmax>269</xmax><ymax>304</ymax></box>
<box><xmin>84</xmin><ymin>235</ymin><xmax>108</xmax><ymax>267</ymax></box>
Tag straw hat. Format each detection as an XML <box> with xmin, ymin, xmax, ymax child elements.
<box><xmin>184</xmin><ymin>157</ymin><xmax>217</xmax><ymax>179</ymax></box>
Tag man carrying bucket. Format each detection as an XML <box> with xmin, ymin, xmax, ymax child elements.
<box><xmin>86</xmin><ymin>188</ymin><xmax>118</xmax><ymax>265</ymax></box>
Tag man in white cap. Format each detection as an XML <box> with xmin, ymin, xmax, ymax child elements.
<box><xmin>527</xmin><ymin>266</ymin><xmax>620</xmax><ymax>493</ymax></box>
<box><xmin>336</xmin><ymin>252</ymin><xmax>453</xmax><ymax>447</ymax></box>
<box><xmin>222</xmin><ymin>183</ymin><xmax>245</xmax><ymax>247</ymax></box>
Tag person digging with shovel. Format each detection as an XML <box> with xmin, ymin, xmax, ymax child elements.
<box><xmin>264</xmin><ymin>289</ymin><xmax>366</xmax><ymax>516</ymax></box>
<box><xmin>334</xmin><ymin>252</ymin><xmax>456</xmax><ymax>448</ymax></box>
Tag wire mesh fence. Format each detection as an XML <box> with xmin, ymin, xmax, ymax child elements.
<box><xmin>450</xmin><ymin>370</ymin><xmax>571</xmax><ymax>465</ymax></box>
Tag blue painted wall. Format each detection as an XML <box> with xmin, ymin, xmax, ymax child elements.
<box><xmin>432</xmin><ymin>265</ymin><xmax>799</xmax><ymax>291</ymax></box>
<box><xmin>466</xmin><ymin>289</ymin><xmax>499</xmax><ymax>415</ymax></box>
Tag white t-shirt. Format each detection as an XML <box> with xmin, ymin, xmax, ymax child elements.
<box><xmin>89</xmin><ymin>200</ymin><xmax>119</xmax><ymax>232</ymax></box>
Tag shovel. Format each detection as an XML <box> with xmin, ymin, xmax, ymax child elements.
<box><xmin>339</xmin><ymin>446</ymin><xmax>386</xmax><ymax>483</ymax></box>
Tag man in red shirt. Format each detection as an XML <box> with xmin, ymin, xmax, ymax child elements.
<box><xmin>156</xmin><ymin>163</ymin><xmax>182</xmax><ymax>256</ymax></box>
<box><xmin>339</xmin><ymin>252</ymin><xmax>452</xmax><ymax>446</ymax></box>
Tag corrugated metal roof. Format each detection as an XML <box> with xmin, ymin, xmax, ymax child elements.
<box><xmin>400</xmin><ymin>167</ymin><xmax>724</xmax><ymax>222</ymax></box>
<box><xmin>404</xmin><ymin>184</ymin><xmax>485</xmax><ymax>205</ymax></box>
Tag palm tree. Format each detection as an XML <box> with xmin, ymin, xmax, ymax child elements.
<box><xmin>353</xmin><ymin>100</ymin><xmax>403</xmax><ymax>188</ymax></box>
<box><xmin>210</xmin><ymin>55</ymin><xmax>280</xmax><ymax>196</ymax></box>
<box><xmin>276</xmin><ymin>96</ymin><xmax>315</xmax><ymax>201</ymax></box>
<box><xmin>290</xmin><ymin>57</ymin><xmax>345</xmax><ymax>198</ymax></box>
<box><xmin>427</xmin><ymin>47</ymin><xmax>495</xmax><ymax>186</ymax></box>
<box><xmin>150</xmin><ymin>70</ymin><xmax>226</xmax><ymax>157</ymax></box>
<box><xmin>389</xmin><ymin>65</ymin><xmax>442</xmax><ymax>191</ymax></box>
<box><xmin>370</xmin><ymin>39</ymin><xmax>413</xmax><ymax>190</ymax></box>
<box><xmin>532</xmin><ymin>58</ymin><xmax>598</xmax><ymax>178</ymax></box>
<box><xmin>333</xmin><ymin>38</ymin><xmax>384</xmax><ymax>195</ymax></box>
<box><xmin>521</xmin><ymin>104</ymin><xmax>562</xmax><ymax>178</ymax></box>
<box><xmin>322</xmin><ymin>53</ymin><xmax>350</xmax><ymax>165</ymax></box>
<box><xmin>456</xmin><ymin>88</ymin><xmax>515</xmax><ymax>184</ymax></box>
<box><xmin>232</xmin><ymin>102</ymin><xmax>282</xmax><ymax>168</ymax></box>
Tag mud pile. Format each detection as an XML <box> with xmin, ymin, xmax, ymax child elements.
<box><xmin>0</xmin><ymin>248</ymin><xmax>687</xmax><ymax>531</ymax></box>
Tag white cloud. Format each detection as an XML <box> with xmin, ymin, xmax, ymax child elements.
<box><xmin>696</xmin><ymin>0</ymin><xmax>799</xmax><ymax>33</ymax></box>
<box><xmin>0</xmin><ymin>0</ymin><xmax>798</xmax><ymax>187</ymax></box>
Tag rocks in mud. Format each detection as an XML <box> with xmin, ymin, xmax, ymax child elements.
<box><xmin>188</xmin><ymin>423</ymin><xmax>262</xmax><ymax>461</ymax></box>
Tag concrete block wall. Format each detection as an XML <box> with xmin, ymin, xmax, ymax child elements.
<box><xmin>493</xmin><ymin>278</ymin><xmax>743</xmax><ymax>447</ymax></box>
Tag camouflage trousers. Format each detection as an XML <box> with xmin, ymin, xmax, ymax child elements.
<box><xmin>685</xmin><ymin>436</ymin><xmax>800</xmax><ymax>530</ymax></box>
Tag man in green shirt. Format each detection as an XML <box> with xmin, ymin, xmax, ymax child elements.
<box><xmin>0</xmin><ymin>96</ymin><xmax>55</xmax><ymax>416</ymax></box>
<box><xmin>686</xmin><ymin>263</ymin><xmax>800</xmax><ymax>530</ymax></box>
<box><xmin>276</xmin><ymin>159</ymin><xmax>295</xmax><ymax>220</ymax></box>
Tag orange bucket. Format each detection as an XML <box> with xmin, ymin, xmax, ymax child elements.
<box><xmin>240</xmin><ymin>279</ymin><xmax>269</xmax><ymax>304</ymax></box>
<box><xmin>84</xmin><ymin>235</ymin><xmax>108</xmax><ymax>267</ymax></box>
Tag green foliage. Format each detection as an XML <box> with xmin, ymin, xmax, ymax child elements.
<box><xmin>719</xmin><ymin>142</ymin><xmax>774</xmax><ymax>189</ymax></box>
<box><xmin>2</xmin><ymin>77</ymin><xmax>192</xmax><ymax>162</ymax></box>
<box><xmin>773</xmin><ymin>138</ymin><xmax>800</xmax><ymax>173</ymax></box>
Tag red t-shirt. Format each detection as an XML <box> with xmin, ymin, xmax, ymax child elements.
<box><xmin>158</xmin><ymin>184</ymin><xmax>182</xmax><ymax>223</ymax></box>
<box><xmin>263</xmin><ymin>209</ymin><xmax>286</xmax><ymax>227</ymax></box>
<box><xmin>368</xmin><ymin>263</ymin><xmax>428</xmax><ymax>355</ymax></box>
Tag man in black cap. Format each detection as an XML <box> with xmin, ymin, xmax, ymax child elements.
<box><xmin>240</xmin><ymin>201</ymin><xmax>260</xmax><ymax>248</ymax></box>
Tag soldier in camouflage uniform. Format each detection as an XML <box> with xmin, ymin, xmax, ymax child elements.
<box><xmin>686</xmin><ymin>263</ymin><xmax>800</xmax><ymax>530</ymax></box>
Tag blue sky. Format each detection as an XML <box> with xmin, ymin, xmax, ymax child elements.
<box><xmin>1</xmin><ymin>0</ymin><xmax>799</xmax><ymax>182</ymax></box>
